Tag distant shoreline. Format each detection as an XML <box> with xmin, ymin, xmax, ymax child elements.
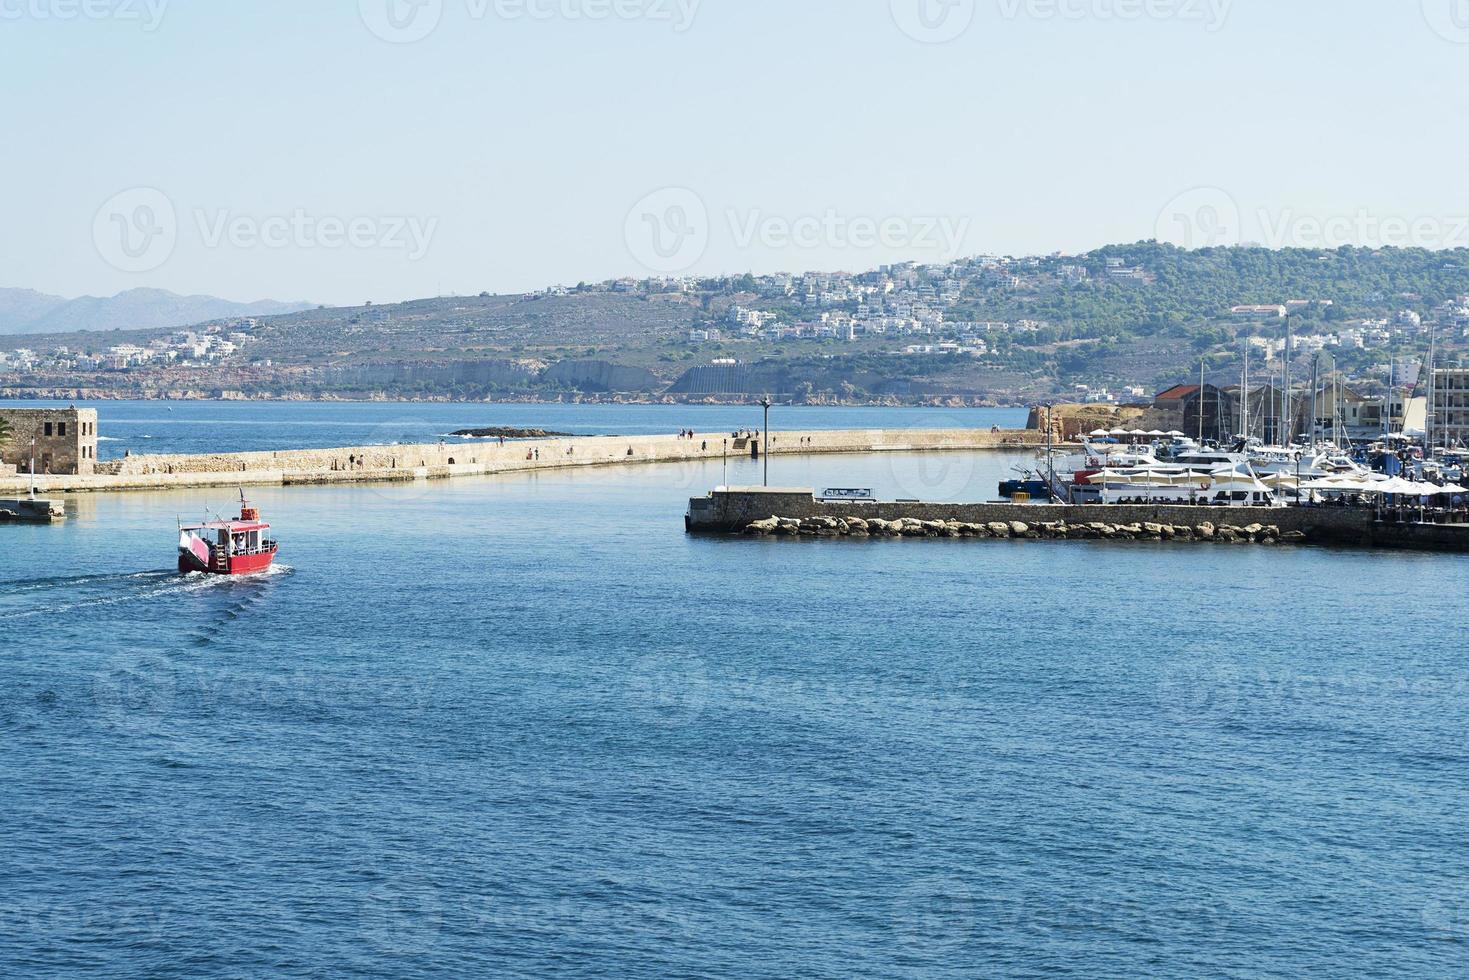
<box><xmin>0</xmin><ymin>390</ymin><xmax>1030</xmax><ymax>410</ymax></box>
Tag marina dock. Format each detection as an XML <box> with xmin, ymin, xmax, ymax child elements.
<box><xmin>0</xmin><ymin>496</ymin><xmax>66</xmax><ymax>522</ymax></box>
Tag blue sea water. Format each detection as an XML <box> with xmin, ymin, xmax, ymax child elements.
<box><xmin>2</xmin><ymin>403</ymin><xmax>1469</xmax><ymax>978</ymax></box>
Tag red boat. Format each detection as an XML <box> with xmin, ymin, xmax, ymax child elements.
<box><xmin>178</xmin><ymin>493</ymin><xmax>279</xmax><ymax>575</ymax></box>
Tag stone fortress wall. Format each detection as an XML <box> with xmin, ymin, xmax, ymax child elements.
<box><xmin>1</xmin><ymin>427</ymin><xmax>1045</xmax><ymax>494</ymax></box>
<box><xmin>0</xmin><ymin>407</ymin><xmax>99</xmax><ymax>477</ymax></box>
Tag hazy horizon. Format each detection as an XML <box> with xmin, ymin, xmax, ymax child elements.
<box><xmin>6</xmin><ymin>0</ymin><xmax>1469</xmax><ymax>306</ymax></box>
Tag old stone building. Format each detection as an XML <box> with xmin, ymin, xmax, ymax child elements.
<box><xmin>0</xmin><ymin>407</ymin><xmax>99</xmax><ymax>476</ymax></box>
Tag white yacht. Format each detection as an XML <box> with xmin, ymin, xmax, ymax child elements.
<box><xmin>1245</xmin><ymin>444</ymin><xmax>1366</xmax><ymax>480</ymax></box>
<box><xmin>1089</xmin><ymin>466</ymin><xmax>1280</xmax><ymax>507</ymax></box>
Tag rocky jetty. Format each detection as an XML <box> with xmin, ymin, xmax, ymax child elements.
<box><xmin>451</xmin><ymin>427</ymin><xmax>577</xmax><ymax>439</ymax></box>
<box><xmin>742</xmin><ymin>516</ymin><xmax>1306</xmax><ymax>545</ymax></box>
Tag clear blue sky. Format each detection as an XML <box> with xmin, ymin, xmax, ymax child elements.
<box><xmin>3</xmin><ymin>0</ymin><xmax>1467</xmax><ymax>306</ymax></box>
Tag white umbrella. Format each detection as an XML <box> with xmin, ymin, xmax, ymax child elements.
<box><xmin>1130</xmin><ymin>429</ymin><xmax>1149</xmax><ymax>436</ymax></box>
<box><xmin>1148</xmin><ymin>430</ymin><xmax>1168</xmax><ymax>437</ymax></box>
<box><xmin>1108</xmin><ymin>427</ymin><xmax>1128</xmax><ymax>436</ymax></box>
<box><xmin>1377</xmin><ymin>477</ymin><xmax>1421</xmax><ymax>495</ymax></box>
<box><xmin>1168</xmin><ymin>430</ymin><xmax>1186</xmax><ymax>437</ymax></box>
<box><xmin>1436</xmin><ymin>483</ymin><xmax>1468</xmax><ymax>495</ymax></box>
<box><xmin>1089</xmin><ymin>429</ymin><xmax>1110</xmax><ymax>437</ymax></box>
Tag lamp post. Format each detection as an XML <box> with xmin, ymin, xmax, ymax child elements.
<box><xmin>1044</xmin><ymin>404</ymin><xmax>1055</xmax><ymax>502</ymax></box>
<box><xmin>759</xmin><ymin>396</ymin><xmax>772</xmax><ymax>487</ymax></box>
<box><xmin>28</xmin><ymin>437</ymin><xmax>36</xmax><ymax>499</ymax></box>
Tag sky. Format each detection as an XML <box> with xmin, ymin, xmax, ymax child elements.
<box><xmin>3</xmin><ymin>0</ymin><xmax>1469</xmax><ymax>306</ymax></box>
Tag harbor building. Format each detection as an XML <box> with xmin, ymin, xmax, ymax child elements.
<box><xmin>1432</xmin><ymin>368</ymin><xmax>1469</xmax><ymax>448</ymax></box>
<box><xmin>0</xmin><ymin>407</ymin><xmax>98</xmax><ymax>476</ymax></box>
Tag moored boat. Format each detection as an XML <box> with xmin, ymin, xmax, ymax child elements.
<box><xmin>178</xmin><ymin>493</ymin><xmax>278</xmax><ymax>575</ymax></box>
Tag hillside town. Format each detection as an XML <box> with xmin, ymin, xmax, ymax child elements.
<box><xmin>0</xmin><ymin>319</ymin><xmax>265</xmax><ymax>374</ymax></box>
<box><xmin>2</xmin><ymin>245</ymin><xmax>1467</xmax><ymax>406</ymax></box>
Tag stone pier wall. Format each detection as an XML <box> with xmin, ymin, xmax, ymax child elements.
<box><xmin>0</xmin><ymin>427</ymin><xmax>1045</xmax><ymax>495</ymax></box>
<box><xmin>685</xmin><ymin>488</ymin><xmax>1382</xmax><ymax>544</ymax></box>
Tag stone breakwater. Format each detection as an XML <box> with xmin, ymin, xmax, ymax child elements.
<box><xmin>0</xmin><ymin>428</ymin><xmax>1045</xmax><ymax>495</ymax></box>
<box><xmin>743</xmin><ymin>515</ymin><xmax>1306</xmax><ymax>545</ymax></box>
<box><xmin>687</xmin><ymin>488</ymin><xmax>1469</xmax><ymax>553</ymax></box>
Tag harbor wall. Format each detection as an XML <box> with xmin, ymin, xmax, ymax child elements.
<box><xmin>685</xmin><ymin>488</ymin><xmax>1380</xmax><ymax>543</ymax></box>
<box><xmin>0</xmin><ymin>428</ymin><xmax>1045</xmax><ymax>495</ymax></box>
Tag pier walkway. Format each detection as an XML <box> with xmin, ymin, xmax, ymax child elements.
<box><xmin>0</xmin><ymin>428</ymin><xmax>1046</xmax><ymax>496</ymax></box>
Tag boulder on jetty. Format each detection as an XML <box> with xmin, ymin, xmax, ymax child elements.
<box><xmin>452</xmin><ymin>426</ymin><xmax>576</xmax><ymax>439</ymax></box>
<box><xmin>738</xmin><ymin>513</ymin><xmax>1311</xmax><ymax>546</ymax></box>
<box><xmin>746</xmin><ymin>517</ymin><xmax>781</xmax><ymax>535</ymax></box>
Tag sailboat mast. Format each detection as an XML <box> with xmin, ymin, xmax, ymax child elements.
<box><xmin>1283</xmin><ymin>313</ymin><xmax>1293</xmax><ymax>444</ymax></box>
<box><xmin>1310</xmin><ymin>354</ymin><xmax>1320</xmax><ymax>448</ymax></box>
<box><xmin>1385</xmin><ymin>359</ymin><xmax>1393</xmax><ymax>437</ymax></box>
<box><xmin>1427</xmin><ymin>322</ymin><xmax>1439</xmax><ymax>455</ymax></box>
<box><xmin>1198</xmin><ymin>361</ymin><xmax>1205</xmax><ymax>443</ymax></box>
<box><xmin>1241</xmin><ymin>340</ymin><xmax>1250</xmax><ymax>442</ymax></box>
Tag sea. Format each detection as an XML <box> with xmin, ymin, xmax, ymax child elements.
<box><xmin>2</xmin><ymin>401</ymin><xmax>1467</xmax><ymax>979</ymax></box>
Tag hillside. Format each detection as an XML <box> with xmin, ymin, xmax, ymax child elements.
<box><xmin>0</xmin><ymin>287</ymin><xmax>313</xmax><ymax>334</ymax></box>
<box><xmin>2</xmin><ymin>244</ymin><xmax>1464</xmax><ymax>404</ymax></box>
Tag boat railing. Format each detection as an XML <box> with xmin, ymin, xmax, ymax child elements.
<box><xmin>215</xmin><ymin>539</ymin><xmax>278</xmax><ymax>558</ymax></box>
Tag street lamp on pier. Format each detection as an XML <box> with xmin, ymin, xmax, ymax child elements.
<box><xmin>759</xmin><ymin>396</ymin><xmax>772</xmax><ymax>487</ymax></box>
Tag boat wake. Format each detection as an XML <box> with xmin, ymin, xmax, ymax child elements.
<box><xmin>0</xmin><ymin>569</ymin><xmax>174</xmax><ymax>595</ymax></box>
<box><xmin>0</xmin><ymin>564</ymin><xmax>294</xmax><ymax>622</ymax></box>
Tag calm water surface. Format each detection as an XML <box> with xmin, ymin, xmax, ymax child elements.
<box><xmin>1</xmin><ymin>407</ymin><xmax>1467</xmax><ymax>978</ymax></box>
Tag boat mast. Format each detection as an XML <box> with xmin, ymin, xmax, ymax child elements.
<box><xmin>1309</xmin><ymin>353</ymin><xmax>1320</xmax><ymax>448</ymax></box>
<box><xmin>1427</xmin><ymin>322</ymin><xmax>1439</xmax><ymax>455</ymax></box>
<box><xmin>1198</xmin><ymin>360</ymin><xmax>1205</xmax><ymax>444</ymax></box>
<box><xmin>1385</xmin><ymin>359</ymin><xmax>1393</xmax><ymax>438</ymax></box>
<box><xmin>1283</xmin><ymin>313</ymin><xmax>1294</xmax><ymax>445</ymax></box>
<box><xmin>1241</xmin><ymin>340</ymin><xmax>1250</xmax><ymax>442</ymax></box>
